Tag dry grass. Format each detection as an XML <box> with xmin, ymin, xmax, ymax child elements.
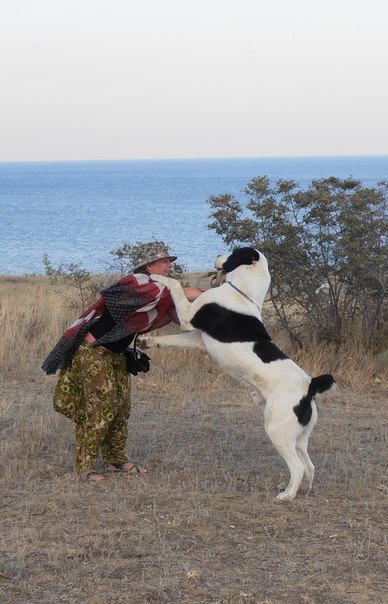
<box><xmin>0</xmin><ymin>276</ymin><xmax>387</xmax><ymax>603</ymax></box>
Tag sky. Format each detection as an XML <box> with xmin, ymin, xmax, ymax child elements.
<box><xmin>1</xmin><ymin>0</ymin><xmax>388</xmax><ymax>162</ymax></box>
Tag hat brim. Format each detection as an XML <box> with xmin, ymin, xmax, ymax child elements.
<box><xmin>133</xmin><ymin>255</ymin><xmax>177</xmax><ymax>272</ymax></box>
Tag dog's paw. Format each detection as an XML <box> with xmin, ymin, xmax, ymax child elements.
<box><xmin>276</xmin><ymin>490</ymin><xmax>296</xmax><ymax>502</ymax></box>
<box><xmin>137</xmin><ymin>335</ymin><xmax>154</xmax><ymax>349</ymax></box>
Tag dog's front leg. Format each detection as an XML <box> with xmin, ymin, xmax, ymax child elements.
<box><xmin>138</xmin><ymin>330</ymin><xmax>206</xmax><ymax>351</ymax></box>
<box><xmin>150</xmin><ymin>274</ymin><xmax>194</xmax><ymax>331</ymax></box>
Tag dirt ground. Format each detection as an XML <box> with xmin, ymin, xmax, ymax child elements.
<box><xmin>0</xmin><ymin>365</ymin><xmax>387</xmax><ymax>604</ymax></box>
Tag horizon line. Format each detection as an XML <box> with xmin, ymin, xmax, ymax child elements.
<box><xmin>1</xmin><ymin>153</ymin><xmax>387</xmax><ymax>165</ymax></box>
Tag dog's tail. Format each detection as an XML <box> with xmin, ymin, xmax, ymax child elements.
<box><xmin>308</xmin><ymin>374</ymin><xmax>336</xmax><ymax>399</ymax></box>
<box><xmin>293</xmin><ymin>374</ymin><xmax>336</xmax><ymax>426</ymax></box>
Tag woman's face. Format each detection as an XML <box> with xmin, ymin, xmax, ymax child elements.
<box><xmin>146</xmin><ymin>258</ymin><xmax>173</xmax><ymax>277</ymax></box>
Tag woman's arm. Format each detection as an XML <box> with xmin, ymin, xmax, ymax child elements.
<box><xmin>183</xmin><ymin>287</ymin><xmax>205</xmax><ymax>302</ymax></box>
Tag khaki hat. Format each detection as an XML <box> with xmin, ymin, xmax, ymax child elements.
<box><xmin>132</xmin><ymin>241</ymin><xmax>177</xmax><ymax>272</ymax></box>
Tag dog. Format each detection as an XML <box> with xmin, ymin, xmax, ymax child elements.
<box><xmin>139</xmin><ymin>247</ymin><xmax>336</xmax><ymax>501</ymax></box>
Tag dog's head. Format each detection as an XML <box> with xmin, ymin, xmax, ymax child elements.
<box><xmin>216</xmin><ymin>247</ymin><xmax>262</xmax><ymax>273</ymax></box>
<box><xmin>214</xmin><ymin>247</ymin><xmax>270</xmax><ymax>309</ymax></box>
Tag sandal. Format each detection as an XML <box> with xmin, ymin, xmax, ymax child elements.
<box><xmin>108</xmin><ymin>462</ymin><xmax>148</xmax><ymax>475</ymax></box>
<box><xmin>82</xmin><ymin>470</ymin><xmax>105</xmax><ymax>482</ymax></box>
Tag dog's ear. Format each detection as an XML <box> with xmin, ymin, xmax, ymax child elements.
<box><xmin>223</xmin><ymin>247</ymin><xmax>260</xmax><ymax>273</ymax></box>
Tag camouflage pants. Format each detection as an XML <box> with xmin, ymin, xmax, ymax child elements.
<box><xmin>53</xmin><ymin>341</ymin><xmax>131</xmax><ymax>473</ymax></box>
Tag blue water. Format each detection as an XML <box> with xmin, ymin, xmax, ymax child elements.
<box><xmin>1</xmin><ymin>155</ymin><xmax>387</xmax><ymax>274</ymax></box>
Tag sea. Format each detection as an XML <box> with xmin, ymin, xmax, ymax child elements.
<box><xmin>1</xmin><ymin>155</ymin><xmax>387</xmax><ymax>275</ymax></box>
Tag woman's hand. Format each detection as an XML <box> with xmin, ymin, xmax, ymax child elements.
<box><xmin>183</xmin><ymin>287</ymin><xmax>205</xmax><ymax>302</ymax></box>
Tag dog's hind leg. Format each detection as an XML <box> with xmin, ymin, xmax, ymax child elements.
<box><xmin>295</xmin><ymin>408</ymin><xmax>317</xmax><ymax>491</ymax></box>
<box><xmin>295</xmin><ymin>431</ymin><xmax>315</xmax><ymax>491</ymax></box>
<box><xmin>265</xmin><ymin>422</ymin><xmax>305</xmax><ymax>501</ymax></box>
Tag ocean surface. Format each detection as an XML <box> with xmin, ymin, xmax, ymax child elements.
<box><xmin>1</xmin><ymin>155</ymin><xmax>387</xmax><ymax>275</ymax></box>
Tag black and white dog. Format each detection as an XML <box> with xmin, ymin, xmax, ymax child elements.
<box><xmin>140</xmin><ymin>247</ymin><xmax>336</xmax><ymax>501</ymax></box>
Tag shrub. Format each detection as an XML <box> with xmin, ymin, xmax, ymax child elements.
<box><xmin>208</xmin><ymin>177</ymin><xmax>387</xmax><ymax>350</ymax></box>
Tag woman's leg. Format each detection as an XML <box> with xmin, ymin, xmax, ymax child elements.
<box><xmin>101</xmin><ymin>356</ymin><xmax>147</xmax><ymax>473</ymax></box>
<box><xmin>101</xmin><ymin>353</ymin><xmax>131</xmax><ymax>466</ymax></box>
<box><xmin>73</xmin><ymin>344</ymin><xmax>123</xmax><ymax>477</ymax></box>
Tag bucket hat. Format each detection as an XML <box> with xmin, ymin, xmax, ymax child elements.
<box><xmin>132</xmin><ymin>241</ymin><xmax>177</xmax><ymax>272</ymax></box>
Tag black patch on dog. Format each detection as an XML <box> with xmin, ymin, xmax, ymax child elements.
<box><xmin>253</xmin><ymin>341</ymin><xmax>288</xmax><ymax>363</ymax></box>
<box><xmin>191</xmin><ymin>303</ymin><xmax>288</xmax><ymax>365</ymax></box>
<box><xmin>293</xmin><ymin>394</ymin><xmax>313</xmax><ymax>426</ymax></box>
<box><xmin>191</xmin><ymin>303</ymin><xmax>271</xmax><ymax>343</ymax></box>
<box><xmin>222</xmin><ymin>247</ymin><xmax>260</xmax><ymax>274</ymax></box>
<box><xmin>293</xmin><ymin>374</ymin><xmax>336</xmax><ymax>426</ymax></box>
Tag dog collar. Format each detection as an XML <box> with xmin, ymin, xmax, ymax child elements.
<box><xmin>227</xmin><ymin>282</ymin><xmax>259</xmax><ymax>310</ymax></box>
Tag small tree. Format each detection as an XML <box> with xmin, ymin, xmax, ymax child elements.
<box><xmin>43</xmin><ymin>240</ymin><xmax>186</xmax><ymax>309</ymax></box>
<box><xmin>208</xmin><ymin>177</ymin><xmax>387</xmax><ymax>350</ymax></box>
<box><xmin>43</xmin><ymin>253</ymin><xmax>94</xmax><ymax>309</ymax></box>
<box><xmin>109</xmin><ymin>240</ymin><xmax>186</xmax><ymax>280</ymax></box>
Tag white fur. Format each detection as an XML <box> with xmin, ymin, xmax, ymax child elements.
<box><xmin>139</xmin><ymin>250</ymin><xmax>335</xmax><ymax>501</ymax></box>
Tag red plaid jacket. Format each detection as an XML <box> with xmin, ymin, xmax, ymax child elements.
<box><xmin>42</xmin><ymin>273</ymin><xmax>174</xmax><ymax>374</ymax></box>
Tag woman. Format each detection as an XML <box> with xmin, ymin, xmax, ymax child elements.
<box><xmin>42</xmin><ymin>242</ymin><xmax>203</xmax><ymax>481</ymax></box>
